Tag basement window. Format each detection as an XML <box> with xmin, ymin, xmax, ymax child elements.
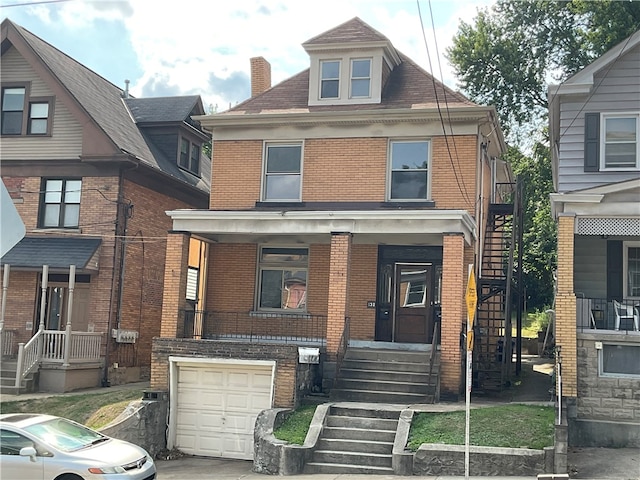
<box><xmin>599</xmin><ymin>344</ymin><xmax>640</xmax><ymax>377</ymax></box>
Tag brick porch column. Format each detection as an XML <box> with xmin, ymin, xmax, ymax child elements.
<box><xmin>326</xmin><ymin>232</ymin><xmax>352</xmax><ymax>360</ymax></box>
<box><xmin>160</xmin><ymin>231</ymin><xmax>191</xmax><ymax>338</ymax></box>
<box><xmin>556</xmin><ymin>213</ymin><xmax>577</xmax><ymax>397</ymax></box>
<box><xmin>440</xmin><ymin>233</ymin><xmax>465</xmax><ymax>398</ymax></box>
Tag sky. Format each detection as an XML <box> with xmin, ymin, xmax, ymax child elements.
<box><xmin>1</xmin><ymin>0</ymin><xmax>494</xmax><ymax>113</ymax></box>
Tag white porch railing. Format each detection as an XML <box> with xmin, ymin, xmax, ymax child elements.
<box><xmin>15</xmin><ymin>330</ymin><xmax>104</xmax><ymax>389</ymax></box>
<box><xmin>1</xmin><ymin>329</ymin><xmax>16</xmax><ymax>356</ymax></box>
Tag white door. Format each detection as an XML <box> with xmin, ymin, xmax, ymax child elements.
<box><xmin>174</xmin><ymin>362</ymin><xmax>273</xmax><ymax>460</ymax></box>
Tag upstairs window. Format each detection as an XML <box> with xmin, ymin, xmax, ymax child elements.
<box><xmin>1</xmin><ymin>87</ymin><xmax>25</xmax><ymax>135</ymax></box>
<box><xmin>350</xmin><ymin>59</ymin><xmax>371</xmax><ymax>98</ymax></box>
<box><xmin>257</xmin><ymin>246</ymin><xmax>308</xmax><ymax>311</ymax></box>
<box><xmin>40</xmin><ymin>179</ymin><xmax>81</xmax><ymax>228</ymax></box>
<box><xmin>389</xmin><ymin>140</ymin><xmax>430</xmax><ymax>200</ymax></box>
<box><xmin>28</xmin><ymin>102</ymin><xmax>49</xmax><ymax>134</ymax></box>
<box><xmin>320</xmin><ymin>61</ymin><xmax>340</xmax><ymax>99</ymax></box>
<box><xmin>178</xmin><ymin>137</ymin><xmax>200</xmax><ymax>176</ymax></box>
<box><xmin>603</xmin><ymin>115</ymin><xmax>638</xmax><ymax>169</ymax></box>
<box><xmin>263</xmin><ymin>143</ymin><xmax>302</xmax><ymax>201</ymax></box>
<box><xmin>1</xmin><ymin>85</ymin><xmax>53</xmax><ymax>136</ymax></box>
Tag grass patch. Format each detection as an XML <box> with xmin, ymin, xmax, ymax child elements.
<box><xmin>0</xmin><ymin>389</ymin><xmax>144</xmax><ymax>428</ymax></box>
<box><xmin>407</xmin><ymin>404</ymin><xmax>554</xmax><ymax>451</ymax></box>
<box><xmin>273</xmin><ymin>405</ymin><xmax>316</xmax><ymax>445</ymax></box>
<box><xmin>519</xmin><ymin>310</ymin><xmax>551</xmax><ymax>338</ymax></box>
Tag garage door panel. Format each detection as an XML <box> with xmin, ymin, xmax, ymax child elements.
<box><xmin>175</xmin><ymin>362</ymin><xmax>273</xmax><ymax>460</ymax></box>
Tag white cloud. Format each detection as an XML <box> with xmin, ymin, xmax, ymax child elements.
<box><xmin>24</xmin><ymin>0</ymin><xmax>495</xmax><ymax>109</ymax></box>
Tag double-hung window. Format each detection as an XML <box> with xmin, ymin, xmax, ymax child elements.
<box><xmin>602</xmin><ymin>114</ymin><xmax>639</xmax><ymax>169</ymax></box>
<box><xmin>257</xmin><ymin>247</ymin><xmax>308</xmax><ymax>311</ymax></box>
<box><xmin>350</xmin><ymin>59</ymin><xmax>371</xmax><ymax>98</ymax></box>
<box><xmin>178</xmin><ymin>138</ymin><xmax>200</xmax><ymax>175</ymax></box>
<box><xmin>389</xmin><ymin>140</ymin><xmax>430</xmax><ymax>200</ymax></box>
<box><xmin>320</xmin><ymin>60</ymin><xmax>340</xmax><ymax>99</ymax></box>
<box><xmin>1</xmin><ymin>85</ymin><xmax>53</xmax><ymax>136</ymax></box>
<box><xmin>1</xmin><ymin>87</ymin><xmax>25</xmax><ymax>135</ymax></box>
<box><xmin>263</xmin><ymin>143</ymin><xmax>302</xmax><ymax>201</ymax></box>
<box><xmin>40</xmin><ymin>179</ymin><xmax>81</xmax><ymax>228</ymax></box>
<box><xmin>624</xmin><ymin>241</ymin><xmax>640</xmax><ymax>299</ymax></box>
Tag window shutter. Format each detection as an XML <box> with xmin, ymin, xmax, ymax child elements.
<box><xmin>584</xmin><ymin>113</ymin><xmax>600</xmax><ymax>172</ymax></box>
<box><xmin>607</xmin><ymin>240</ymin><xmax>623</xmax><ymax>301</ymax></box>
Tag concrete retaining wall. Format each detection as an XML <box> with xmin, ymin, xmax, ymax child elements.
<box><xmin>99</xmin><ymin>394</ymin><xmax>168</xmax><ymax>458</ymax></box>
<box><xmin>254</xmin><ymin>406</ymin><xmax>555</xmax><ymax>476</ymax></box>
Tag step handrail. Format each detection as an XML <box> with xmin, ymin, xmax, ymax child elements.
<box><xmin>15</xmin><ymin>329</ymin><xmax>44</xmax><ymax>389</ymax></box>
<box><xmin>332</xmin><ymin>317</ymin><xmax>350</xmax><ymax>391</ymax></box>
<box><xmin>427</xmin><ymin>316</ymin><xmax>440</xmax><ymax>391</ymax></box>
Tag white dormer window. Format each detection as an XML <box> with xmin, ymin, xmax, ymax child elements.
<box><xmin>320</xmin><ymin>61</ymin><xmax>340</xmax><ymax>99</ymax></box>
<box><xmin>350</xmin><ymin>59</ymin><xmax>371</xmax><ymax>98</ymax></box>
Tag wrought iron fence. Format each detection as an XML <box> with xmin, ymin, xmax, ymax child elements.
<box><xmin>180</xmin><ymin>309</ymin><xmax>328</xmax><ymax>345</ymax></box>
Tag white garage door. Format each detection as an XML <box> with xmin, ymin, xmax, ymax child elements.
<box><xmin>174</xmin><ymin>362</ymin><xmax>273</xmax><ymax>460</ymax></box>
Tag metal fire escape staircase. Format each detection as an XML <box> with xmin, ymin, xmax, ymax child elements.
<box><xmin>473</xmin><ymin>180</ymin><xmax>523</xmax><ymax>393</ymax></box>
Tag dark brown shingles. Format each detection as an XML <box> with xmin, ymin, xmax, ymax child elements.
<box><xmin>303</xmin><ymin>17</ymin><xmax>390</xmax><ymax>46</ymax></box>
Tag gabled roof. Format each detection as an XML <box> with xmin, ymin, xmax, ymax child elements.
<box><xmin>1</xmin><ymin>19</ymin><xmax>210</xmax><ymax>194</ymax></box>
<box><xmin>303</xmin><ymin>17</ymin><xmax>390</xmax><ymax>46</ymax></box>
<box><xmin>550</xmin><ymin>29</ymin><xmax>640</xmax><ymax>96</ymax></box>
<box><xmin>226</xmin><ymin>52</ymin><xmax>474</xmax><ymax>115</ymax></box>
<box><xmin>125</xmin><ymin>96</ymin><xmax>205</xmax><ymax>124</ymax></box>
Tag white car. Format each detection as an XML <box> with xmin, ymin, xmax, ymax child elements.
<box><xmin>0</xmin><ymin>413</ymin><xmax>156</xmax><ymax>480</ymax></box>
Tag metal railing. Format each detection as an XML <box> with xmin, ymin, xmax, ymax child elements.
<box><xmin>181</xmin><ymin>309</ymin><xmax>328</xmax><ymax>345</ymax></box>
<box><xmin>576</xmin><ymin>297</ymin><xmax>640</xmax><ymax>332</ymax></box>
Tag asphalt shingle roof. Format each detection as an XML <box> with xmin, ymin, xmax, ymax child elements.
<box><xmin>1</xmin><ymin>237</ymin><xmax>102</xmax><ymax>270</ymax></box>
<box><xmin>4</xmin><ymin>20</ymin><xmax>209</xmax><ymax>194</ymax></box>
<box><xmin>303</xmin><ymin>17</ymin><xmax>390</xmax><ymax>46</ymax></box>
<box><xmin>124</xmin><ymin>96</ymin><xmax>204</xmax><ymax>124</ymax></box>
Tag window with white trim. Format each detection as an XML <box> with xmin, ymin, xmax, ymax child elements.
<box><xmin>389</xmin><ymin>140</ymin><xmax>430</xmax><ymax>200</ymax></box>
<box><xmin>602</xmin><ymin>114</ymin><xmax>639</xmax><ymax>169</ymax></box>
<box><xmin>263</xmin><ymin>143</ymin><xmax>302</xmax><ymax>201</ymax></box>
<box><xmin>320</xmin><ymin>60</ymin><xmax>340</xmax><ymax>99</ymax></box>
<box><xmin>257</xmin><ymin>247</ymin><xmax>308</xmax><ymax>311</ymax></box>
<box><xmin>39</xmin><ymin>178</ymin><xmax>81</xmax><ymax>228</ymax></box>
<box><xmin>623</xmin><ymin>241</ymin><xmax>640</xmax><ymax>298</ymax></box>
<box><xmin>350</xmin><ymin>58</ymin><xmax>371</xmax><ymax>98</ymax></box>
<box><xmin>599</xmin><ymin>343</ymin><xmax>640</xmax><ymax>377</ymax></box>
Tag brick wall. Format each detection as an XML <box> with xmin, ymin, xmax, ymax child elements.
<box><xmin>326</xmin><ymin>233</ymin><xmax>352</xmax><ymax>357</ymax></box>
<box><xmin>160</xmin><ymin>232</ymin><xmax>190</xmax><ymax>338</ymax></box>
<box><xmin>557</xmin><ymin>214</ymin><xmax>577</xmax><ymax>397</ymax></box>
<box><xmin>151</xmin><ymin>338</ymin><xmax>302</xmax><ymax>408</ymax></box>
<box><xmin>347</xmin><ymin>244</ymin><xmax>377</xmax><ymax>340</ymax></box>
<box><xmin>440</xmin><ymin>234</ymin><xmax>466</xmax><ymax>398</ymax></box>
<box><xmin>209</xmin><ymin>136</ymin><xmax>478</xmax><ymax>209</ymax></box>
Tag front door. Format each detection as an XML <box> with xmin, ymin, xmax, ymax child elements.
<box><xmin>393</xmin><ymin>263</ymin><xmax>431</xmax><ymax>343</ymax></box>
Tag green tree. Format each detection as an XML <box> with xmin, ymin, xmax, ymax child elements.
<box><xmin>447</xmin><ymin>0</ymin><xmax>640</xmax><ymax>310</ymax></box>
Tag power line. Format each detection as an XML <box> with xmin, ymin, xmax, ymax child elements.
<box><xmin>0</xmin><ymin>0</ymin><xmax>73</xmax><ymax>7</ymax></box>
<box><xmin>416</xmin><ymin>0</ymin><xmax>472</xmax><ymax>205</ymax></box>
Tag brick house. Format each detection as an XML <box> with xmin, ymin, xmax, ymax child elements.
<box><xmin>548</xmin><ymin>29</ymin><xmax>640</xmax><ymax>448</ymax></box>
<box><xmin>0</xmin><ymin>19</ymin><xmax>211</xmax><ymax>393</ymax></box>
<box><xmin>151</xmin><ymin>17</ymin><xmax>516</xmax><ymax>460</ymax></box>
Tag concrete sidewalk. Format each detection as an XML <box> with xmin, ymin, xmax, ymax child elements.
<box><xmin>154</xmin><ymin>457</ymin><xmax>539</xmax><ymax>480</ymax></box>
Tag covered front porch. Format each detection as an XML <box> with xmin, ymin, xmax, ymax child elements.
<box><xmin>156</xmin><ymin>208</ymin><xmax>476</xmax><ymax>401</ymax></box>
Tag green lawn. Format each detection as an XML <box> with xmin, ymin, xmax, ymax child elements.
<box><xmin>274</xmin><ymin>404</ymin><xmax>554</xmax><ymax>451</ymax></box>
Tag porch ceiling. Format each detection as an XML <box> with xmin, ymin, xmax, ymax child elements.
<box><xmin>167</xmin><ymin>209</ymin><xmax>477</xmax><ymax>245</ymax></box>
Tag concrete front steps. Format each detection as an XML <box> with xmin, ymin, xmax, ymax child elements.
<box><xmin>304</xmin><ymin>405</ymin><xmax>399</xmax><ymax>475</ymax></box>
<box><xmin>330</xmin><ymin>347</ymin><xmax>439</xmax><ymax>404</ymax></box>
<box><xmin>0</xmin><ymin>358</ymin><xmax>37</xmax><ymax>395</ymax></box>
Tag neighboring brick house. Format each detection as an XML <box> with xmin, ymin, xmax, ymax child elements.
<box><xmin>151</xmin><ymin>17</ymin><xmax>514</xmax><ymax>460</ymax></box>
<box><xmin>0</xmin><ymin>19</ymin><xmax>211</xmax><ymax>393</ymax></box>
<box><xmin>548</xmin><ymin>29</ymin><xmax>640</xmax><ymax>448</ymax></box>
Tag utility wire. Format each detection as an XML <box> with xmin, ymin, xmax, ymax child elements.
<box><xmin>416</xmin><ymin>0</ymin><xmax>472</xmax><ymax>205</ymax></box>
<box><xmin>1</xmin><ymin>0</ymin><xmax>73</xmax><ymax>7</ymax></box>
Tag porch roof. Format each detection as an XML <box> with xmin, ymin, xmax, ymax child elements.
<box><xmin>166</xmin><ymin>209</ymin><xmax>477</xmax><ymax>245</ymax></box>
<box><xmin>0</xmin><ymin>236</ymin><xmax>101</xmax><ymax>273</ymax></box>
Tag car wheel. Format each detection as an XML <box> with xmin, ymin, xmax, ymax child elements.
<box><xmin>56</xmin><ymin>474</ymin><xmax>84</xmax><ymax>480</ymax></box>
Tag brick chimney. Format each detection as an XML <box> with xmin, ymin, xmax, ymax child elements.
<box><xmin>250</xmin><ymin>56</ymin><xmax>271</xmax><ymax>97</ymax></box>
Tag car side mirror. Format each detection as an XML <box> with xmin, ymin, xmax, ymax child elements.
<box><xmin>19</xmin><ymin>446</ymin><xmax>37</xmax><ymax>461</ymax></box>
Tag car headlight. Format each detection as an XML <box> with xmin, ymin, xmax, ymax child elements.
<box><xmin>88</xmin><ymin>466</ymin><xmax>126</xmax><ymax>474</ymax></box>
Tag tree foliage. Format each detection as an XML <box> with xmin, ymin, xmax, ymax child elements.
<box><xmin>447</xmin><ymin>1</ymin><xmax>640</xmax><ymax>310</ymax></box>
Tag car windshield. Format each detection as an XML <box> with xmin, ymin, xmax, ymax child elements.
<box><xmin>24</xmin><ymin>417</ymin><xmax>107</xmax><ymax>452</ymax></box>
